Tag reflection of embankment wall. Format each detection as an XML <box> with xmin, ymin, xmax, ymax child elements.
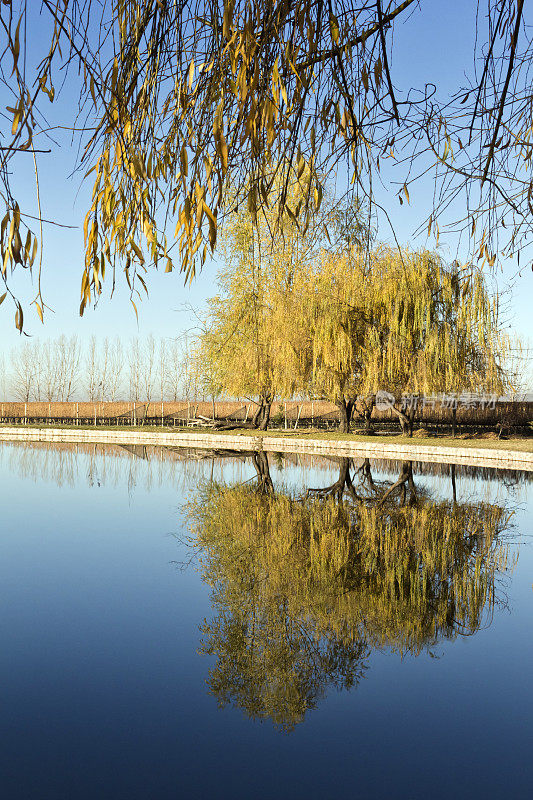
<box><xmin>0</xmin><ymin>440</ymin><xmax>347</xmax><ymax>491</ymax></box>
<box><xmin>6</xmin><ymin>439</ymin><xmax>533</xmax><ymax>481</ymax></box>
<box><xmin>0</xmin><ymin>439</ymin><xmax>255</xmax><ymax>492</ymax></box>
<box><xmin>0</xmin><ymin>399</ymin><xmax>532</xmax><ymax>431</ymax></box>
<box><xmin>2</xmin><ymin>437</ymin><xmax>533</xmax><ymax>496</ymax></box>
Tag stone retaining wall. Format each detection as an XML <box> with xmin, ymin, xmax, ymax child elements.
<box><xmin>0</xmin><ymin>426</ymin><xmax>532</xmax><ymax>471</ymax></box>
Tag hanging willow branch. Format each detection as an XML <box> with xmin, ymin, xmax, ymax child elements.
<box><xmin>0</xmin><ymin>1</ymin><xmax>532</xmax><ymax>325</ymax></box>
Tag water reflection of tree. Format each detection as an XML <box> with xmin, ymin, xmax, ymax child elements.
<box><xmin>187</xmin><ymin>456</ymin><xmax>514</xmax><ymax>732</ymax></box>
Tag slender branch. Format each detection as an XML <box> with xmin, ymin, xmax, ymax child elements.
<box><xmin>297</xmin><ymin>0</ymin><xmax>418</xmax><ymax>70</ymax></box>
<box><xmin>481</xmin><ymin>0</ymin><xmax>524</xmax><ymax>185</ymax></box>
<box><xmin>376</xmin><ymin>0</ymin><xmax>400</xmax><ymax>124</ymax></box>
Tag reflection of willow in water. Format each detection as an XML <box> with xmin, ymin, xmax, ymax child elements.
<box><xmin>187</xmin><ymin>456</ymin><xmax>515</xmax><ymax>732</ymax></box>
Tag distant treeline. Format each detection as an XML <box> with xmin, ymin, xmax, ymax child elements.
<box><xmin>0</xmin><ymin>334</ymin><xmax>205</xmax><ymax>403</ymax></box>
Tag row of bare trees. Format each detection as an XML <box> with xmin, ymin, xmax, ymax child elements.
<box><xmin>1</xmin><ymin>334</ymin><xmax>205</xmax><ymax>403</ymax></box>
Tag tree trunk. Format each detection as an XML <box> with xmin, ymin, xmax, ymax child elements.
<box><xmin>252</xmin><ymin>393</ymin><xmax>273</xmax><ymax>430</ymax></box>
<box><xmin>354</xmin><ymin>395</ymin><xmax>375</xmax><ymax>432</ymax></box>
<box><xmin>407</xmin><ymin>405</ymin><xmax>416</xmax><ymax>437</ymax></box>
<box><xmin>391</xmin><ymin>404</ymin><xmax>411</xmax><ymax>435</ymax></box>
<box><xmin>252</xmin><ymin>451</ymin><xmax>273</xmax><ymax>493</ymax></box>
<box><xmin>380</xmin><ymin>461</ymin><xmax>417</xmax><ymax>505</ymax></box>
<box><xmin>308</xmin><ymin>457</ymin><xmax>359</xmax><ymax>500</ymax></box>
<box><xmin>337</xmin><ymin>398</ymin><xmax>354</xmax><ymax>433</ymax></box>
<box><xmin>252</xmin><ymin>403</ymin><xmax>263</xmax><ymax>427</ymax></box>
<box><xmin>450</xmin><ymin>463</ymin><xmax>457</xmax><ymax>504</ymax></box>
<box><xmin>362</xmin><ymin>395</ymin><xmax>375</xmax><ymax>432</ymax></box>
<box><xmin>258</xmin><ymin>402</ymin><xmax>271</xmax><ymax>431</ymax></box>
<box><xmin>361</xmin><ymin>457</ymin><xmax>375</xmax><ymax>487</ymax></box>
<box><xmin>406</xmin><ymin>462</ymin><xmax>417</xmax><ymax>505</ymax></box>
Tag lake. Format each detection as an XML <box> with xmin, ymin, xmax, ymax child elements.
<box><xmin>1</xmin><ymin>441</ymin><xmax>532</xmax><ymax>799</ymax></box>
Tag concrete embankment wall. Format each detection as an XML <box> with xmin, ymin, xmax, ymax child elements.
<box><xmin>0</xmin><ymin>427</ymin><xmax>532</xmax><ymax>471</ymax></box>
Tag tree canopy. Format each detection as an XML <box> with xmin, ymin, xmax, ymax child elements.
<box><xmin>309</xmin><ymin>246</ymin><xmax>510</xmax><ymax>431</ymax></box>
<box><xmin>197</xmin><ymin>189</ymin><xmax>324</xmax><ymax>426</ymax></box>
<box><xmin>1</xmin><ymin>1</ymin><xmax>532</xmax><ymax>325</ymax></box>
<box><xmin>199</xmin><ymin>206</ymin><xmax>511</xmax><ymax>432</ymax></box>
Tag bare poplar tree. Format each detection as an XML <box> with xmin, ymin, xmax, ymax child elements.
<box><xmin>158</xmin><ymin>339</ymin><xmax>167</xmax><ymax>402</ymax></box>
<box><xmin>31</xmin><ymin>342</ymin><xmax>44</xmax><ymax>401</ymax></box>
<box><xmin>181</xmin><ymin>333</ymin><xmax>194</xmax><ymax>401</ymax></box>
<box><xmin>107</xmin><ymin>338</ymin><xmax>124</xmax><ymax>401</ymax></box>
<box><xmin>166</xmin><ymin>339</ymin><xmax>184</xmax><ymax>401</ymax></box>
<box><xmin>98</xmin><ymin>338</ymin><xmax>110</xmax><ymax>402</ymax></box>
<box><xmin>0</xmin><ymin>353</ymin><xmax>7</xmax><ymax>399</ymax></box>
<box><xmin>181</xmin><ymin>331</ymin><xmax>206</xmax><ymax>401</ymax></box>
<box><xmin>142</xmin><ymin>334</ymin><xmax>156</xmax><ymax>402</ymax></box>
<box><xmin>40</xmin><ymin>340</ymin><xmax>60</xmax><ymax>402</ymax></box>
<box><xmin>84</xmin><ymin>336</ymin><xmax>100</xmax><ymax>401</ymax></box>
<box><xmin>10</xmin><ymin>343</ymin><xmax>35</xmax><ymax>402</ymax></box>
<box><xmin>56</xmin><ymin>336</ymin><xmax>81</xmax><ymax>401</ymax></box>
<box><xmin>128</xmin><ymin>338</ymin><xmax>142</xmax><ymax>402</ymax></box>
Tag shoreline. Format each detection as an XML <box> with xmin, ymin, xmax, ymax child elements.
<box><xmin>1</xmin><ymin>425</ymin><xmax>532</xmax><ymax>471</ymax></box>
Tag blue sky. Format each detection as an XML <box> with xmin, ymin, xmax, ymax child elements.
<box><xmin>1</xmin><ymin>0</ymin><xmax>532</xmax><ymax>381</ymax></box>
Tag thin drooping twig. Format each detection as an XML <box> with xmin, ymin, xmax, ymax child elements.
<box><xmin>481</xmin><ymin>0</ymin><xmax>524</xmax><ymax>186</ymax></box>
<box><xmin>376</xmin><ymin>0</ymin><xmax>400</xmax><ymax>125</ymax></box>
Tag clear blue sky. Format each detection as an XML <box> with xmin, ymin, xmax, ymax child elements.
<box><xmin>1</xmin><ymin>0</ymin><xmax>532</xmax><ymax>381</ymax></box>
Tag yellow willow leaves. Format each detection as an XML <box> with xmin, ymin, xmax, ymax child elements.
<box><xmin>180</xmin><ymin>147</ymin><xmax>188</xmax><ymax>177</ymax></box>
<box><xmin>329</xmin><ymin>15</ymin><xmax>340</xmax><ymax>43</ymax></box>
<box><xmin>3</xmin><ymin>0</ymin><xmax>527</xmax><ymax>328</ymax></box>
<box><xmin>355</xmin><ymin>247</ymin><xmax>508</xmax><ymax>398</ymax></box>
<box><xmin>14</xmin><ymin>302</ymin><xmax>23</xmax><ymax>333</ymax></box>
<box><xmin>70</xmin><ymin>0</ymin><xmax>347</xmax><ymax>309</ymax></box>
<box><xmin>90</xmin><ymin>74</ymin><xmax>97</xmax><ymax>107</ymax></box>
<box><xmin>198</xmin><ymin>182</ymin><xmax>319</xmax><ymax>400</ymax></box>
<box><xmin>203</xmin><ymin>202</ymin><xmax>218</xmax><ymax>249</ymax></box>
<box><xmin>213</xmin><ymin>122</ymin><xmax>228</xmax><ymax>174</ymax></box>
<box><xmin>223</xmin><ymin>0</ymin><xmax>235</xmax><ymax>40</ymax></box>
<box><xmin>361</xmin><ymin>64</ymin><xmax>369</xmax><ymax>92</ymax></box>
<box><xmin>373</xmin><ymin>56</ymin><xmax>382</xmax><ymax>88</ymax></box>
<box><xmin>0</xmin><ymin>206</ymin><xmax>38</xmax><ymax>280</ymax></box>
<box><xmin>8</xmin><ymin>98</ymin><xmax>24</xmax><ymax>136</ymax></box>
<box><xmin>201</xmin><ymin>228</ymin><xmax>509</xmax><ymax>410</ymax></box>
<box><xmin>9</xmin><ymin>16</ymin><xmax>21</xmax><ymax>77</ymax></box>
<box><xmin>129</xmin><ymin>239</ymin><xmax>145</xmax><ymax>265</ymax></box>
<box><xmin>187</xmin><ymin>59</ymin><xmax>195</xmax><ymax>91</ymax></box>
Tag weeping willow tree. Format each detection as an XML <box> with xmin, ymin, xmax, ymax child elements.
<box><xmin>197</xmin><ymin>182</ymin><xmax>349</xmax><ymax>428</ymax></box>
<box><xmin>357</xmin><ymin>248</ymin><xmax>511</xmax><ymax>434</ymax></box>
<box><xmin>309</xmin><ymin>247</ymin><xmax>373</xmax><ymax>432</ymax></box>
<box><xmin>2</xmin><ymin>2</ymin><xmax>533</xmax><ymax>326</ymax></box>
<box><xmin>198</xmin><ymin>214</ymin><xmax>304</xmax><ymax>428</ymax></box>
<box><xmin>186</xmin><ymin>463</ymin><xmax>514</xmax><ymax>730</ymax></box>
<box><xmin>309</xmin><ymin>247</ymin><xmax>510</xmax><ymax>433</ymax></box>
<box><xmin>199</xmin><ymin>237</ymin><xmax>509</xmax><ymax>432</ymax></box>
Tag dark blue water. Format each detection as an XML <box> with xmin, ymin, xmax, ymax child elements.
<box><xmin>0</xmin><ymin>442</ymin><xmax>531</xmax><ymax>800</ymax></box>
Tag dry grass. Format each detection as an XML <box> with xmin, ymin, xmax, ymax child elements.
<box><xmin>251</xmin><ymin>428</ymin><xmax>533</xmax><ymax>452</ymax></box>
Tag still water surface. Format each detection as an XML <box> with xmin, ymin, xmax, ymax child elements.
<box><xmin>0</xmin><ymin>441</ymin><xmax>532</xmax><ymax>799</ymax></box>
